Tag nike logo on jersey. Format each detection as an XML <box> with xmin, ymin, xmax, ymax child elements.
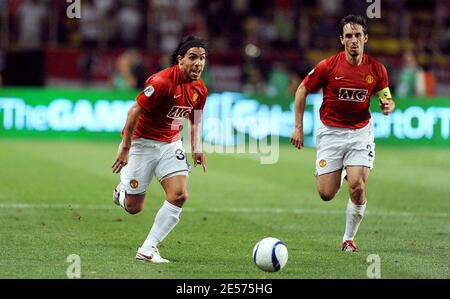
<box><xmin>335</xmin><ymin>76</ymin><xmax>344</xmax><ymax>80</ymax></box>
<box><xmin>338</xmin><ymin>88</ymin><xmax>368</xmax><ymax>102</ymax></box>
<box><xmin>174</xmin><ymin>94</ymin><xmax>182</xmax><ymax>99</ymax></box>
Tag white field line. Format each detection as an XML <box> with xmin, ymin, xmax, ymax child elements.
<box><xmin>0</xmin><ymin>203</ymin><xmax>448</xmax><ymax>218</ymax></box>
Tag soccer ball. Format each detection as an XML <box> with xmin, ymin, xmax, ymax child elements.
<box><xmin>252</xmin><ymin>237</ymin><xmax>288</xmax><ymax>272</ymax></box>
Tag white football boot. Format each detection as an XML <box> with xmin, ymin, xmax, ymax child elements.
<box><xmin>136</xmin><ymin>246</ymin><xmax>170</xmax><ymax>263</ymax></box>
<box><xmin>113</xmin><ymin>184</ymin><xmax>120</xmax><ymax>206</ymax></box>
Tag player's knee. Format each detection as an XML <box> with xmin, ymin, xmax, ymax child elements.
<box><xmin>126</xmin><ymin>205</ymin><xmax>143</xmax><ymax>215</ymax></box>
<box><xmin>318</xmin><ymin>191</ymin><xmax>335</xmax><ymax>201</ymax></box>
<box><xmin>125</xmin><ymin>200</ymin><xmax>144</xmax><ymax>215</ymax></box>
<box><xmin>349</xmin><ymin>181</ymin><xmax>365</xmax><ymax>202</ymax></box>
<box><xmin>168</xmin><ymin>190</ymin><xmax>188</xmax><ymax>207</ymax></box>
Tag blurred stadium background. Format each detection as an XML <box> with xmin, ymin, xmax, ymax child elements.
<box><xmin>0</xmin><ymin>0</ymin><xmax>448</xmax><ymax>94</ymax></box>
<box><xmin>0</xmin><ymin>0</ymin><xmax>449</xmax><ymax>279</ymax></box>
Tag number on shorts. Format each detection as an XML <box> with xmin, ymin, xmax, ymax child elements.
<box><xmin>366</xmin><ymin>144</ymin><xmax>374</xmax><ymax>158</ymax></box>
<box><xmin>175</xmin><ymin>149</ymin><xmax>185</xmax><ymax>160</ymax></box>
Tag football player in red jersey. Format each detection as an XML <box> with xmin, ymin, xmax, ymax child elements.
<box><xmin>111</xmin><ymin>36</ymin><xmax>208</xmax><ymax>263</ymax></box>
<box><xmin>290</xmin><ymin>15</ymin><xmax>395</xmax><ymax>252</ymax></box>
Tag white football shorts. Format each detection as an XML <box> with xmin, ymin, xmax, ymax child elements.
<box><xmin>315</xmin><ymin>122</ymin><xmax>375</xmax><ymax>176</ymax></box>
<box><xmin>119</xmin><ymin>138</ymin><xmax>190</xmax><ymax>195</ymax></box>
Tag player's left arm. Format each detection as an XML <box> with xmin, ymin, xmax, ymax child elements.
<box><xmin>189</xmin><ymin>93</ymin><xmax>207</xmax><ymax>172</ymax></box>
<box><xmin>375</xmin><ymin>64</ymin><xmax>395</xmax><ymax>116</ymax></box>
<box><xmin>376</xmin><ymin>87</ymin><xmax>395</xmax><ymax>115</ymax></box>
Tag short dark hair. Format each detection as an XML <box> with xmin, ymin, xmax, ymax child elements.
<box><xmin>340</xmin><ymin>14</ymin><xmax>368</xmax><ymax>36</ymax></box>
<box><xmin>170</xmin><ymin>36</ymin><xmax>208</xmax><ymax>66</ymax></box>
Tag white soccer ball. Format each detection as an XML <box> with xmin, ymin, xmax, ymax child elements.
<box><xmin>252</xmin><ymin>237</ymin><xmax>288</xmax><ymax>272</ymax></box>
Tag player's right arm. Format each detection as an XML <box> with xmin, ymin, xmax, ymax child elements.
<box><xmin>290</xmin><ymin>82</ymin><xmax>309</xmax><ymax>149</ymax></box>
<box><xmin>112</xmin><ymin>103</ymin><xmax>143</xmax><ymax>173</ymax></box>
<box><xmin>290</xmin><ymin>59</ymin><xmax>327</xmax><ymax>150</ymax></box>
<box><xmin>112</xmin><ymin>77</ymin><xmax>168</xmax><ymax>173</ymax></box>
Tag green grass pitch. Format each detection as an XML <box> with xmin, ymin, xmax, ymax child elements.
<box><xmin>0</xmin><ymin>139</ymin><xmax>449</xmax><ymax>278</ymax></box>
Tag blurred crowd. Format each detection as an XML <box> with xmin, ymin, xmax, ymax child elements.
<box><xmin>0</xmin><ymin>0</ymin><xmax>449</xmax><ymax>96</ymax></box>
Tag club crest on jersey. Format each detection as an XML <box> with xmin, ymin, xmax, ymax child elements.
<box><xmin>144</xmin><ymin>85</ymin><xmax>155</xmax><ymax>97</ymax></box>
<box><xmin>167</xmin><ymin>106</ymin><xmax>193</xmax><ymax>119</ymax></box>
<box><xmin>130</xmin><ymin>179</ymin><xmax>139</xmax><ymax>189</ymax></box>
<box><xmin>366</xmin><ymin>75</ymin><xmax>374</xmax><ymax>84</ymax></box>
<box><xmin>192</xmin><ymin>93</ymin><xmax>199</xmax><ymax>104</ymax></box>
<box><xmin>338</xmin><ymin>88</ymin><xmax>368</xmax><ymax>102</ymax></box>
<box><xmin>319</xmin><ymin>159</ymin><xmax>327</xmax><ymax>168</ymax></box>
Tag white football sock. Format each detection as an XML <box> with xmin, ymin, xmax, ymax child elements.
<box><xmin>343</xmin><ymin>198</ymin><xmax>367</xmax><ymax>242</ymax></box>
<box><xmin>140</xmin><ymin>200</ymin><xmax>182</xmax><ymax>252</ymax></box>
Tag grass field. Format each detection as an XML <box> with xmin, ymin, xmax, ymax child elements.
<box><xmin>0</xmin><ymin>139</ymin><xmax>449</xmax><ymax>279</ymax></box>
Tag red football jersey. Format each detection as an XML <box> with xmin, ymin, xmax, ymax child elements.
<box><xmin>129</xmin><ymin>65</ymin><xmax>208</xmax><ymax>142</ymax></box>
<box><xmin>303</xmin><ymin>51</ymin><xmax>389</xmax><ymax>129</ymax></box>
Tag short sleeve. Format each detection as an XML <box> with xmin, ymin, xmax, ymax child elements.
<box><xmin>136</xmin><ymin>77</ymin><xmax>169</xmax><ymax>112</ymax></box>
<box><xmin>196</xmin><ymin>89</ymin><xmax>208</xmax><ymax>111</ymax></box>
<box><xmin>374</xmin><ymin>63</ymin><xmax>389</xmax><ymax>92</ymax></box>
<box><xmin>302</xmin><ymin>59</ymin><xmax>328</xmax><ymax>92</ymax></box>
<box><xmin>189</xmin><ymin>87</ymin><xmax>208</xmax><ymax>124</ymax></box>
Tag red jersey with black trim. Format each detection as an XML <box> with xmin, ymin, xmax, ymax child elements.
<box><xmin>130</xmin><ymin>65</ymin><xmax>208</xmax><ymax>142</ymax></box>
<box><xmin>302</xmin><ymin>51</ymin><xmax>389</xmax><ymax>129</ymax></box>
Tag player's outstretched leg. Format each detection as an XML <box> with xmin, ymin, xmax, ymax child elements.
<box><xmin>342</xmin><ymin>198</ymin><xmax>366</xmax><ymax>252</ymax></box>
<box><xmin>342</xmin><ymin>166</ymin><xmax>369</xmax><ymax>252</ymax></box>
<box><xmin>136</xmin><ymin>175</ymin><xmax>187</xmax><ymax>263</ymax></box>
<box><xmin>136</xmin><ymin>200</ymin><xmax>182</xmax><ymax>263</ymax></box>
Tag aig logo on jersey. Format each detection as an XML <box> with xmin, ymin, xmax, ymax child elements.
<box><xmin>167</xmin><ymin>106</ymin><xmax>193</xmax><ymax>119</ymax></box>
<box><xmin>338</xmin><ymin>88</ymin><xmax>369</xmax><ymax>102</ymax></box>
